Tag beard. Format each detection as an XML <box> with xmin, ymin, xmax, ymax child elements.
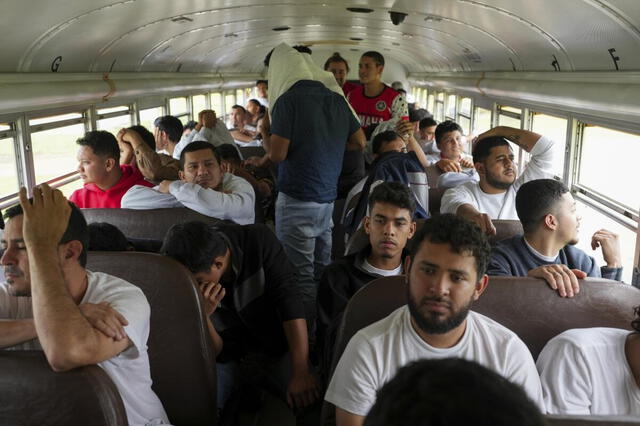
<box><xmin>4</xmin><ymin>266</ymin><xmax>31</xmax><ymax>297</ymax></box>
<box><xmin>485</xmin><ymin>169</ymin><xmax>514</xmax><ymax>190</ymax></box>
<box><xmin>407</xmin><ymin>287</ymin><xmax>474</xmax><ymax>335</ymax></box>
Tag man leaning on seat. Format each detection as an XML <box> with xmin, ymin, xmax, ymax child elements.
<box><xmin>0</xmin><ymin>184</ymin><xmax>170</xmax><ymax>426</ymax></box>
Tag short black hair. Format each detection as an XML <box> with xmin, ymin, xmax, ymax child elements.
<box><xmin>255</xmin><ymin>79</ymin><xmax>268</xmax><ymax>88</ymax></box>
<box><xmin>3</xmin><ymin>201</ymin><xmax>89</xmax><ymax>267</ymax></box>
<box><xmin>178</xmin><ymin>141</ymin><xmax>221</xmax><ymax>170</ymax></box>
<box><xmin>419</xmin><ymin>117</ymin><xmax>437</xmax><ymax>130</ymax></box>
<box><xmin>434</xmin><ymin>120</ymin><xmax>463</xmax><ymax>148</ymax></box>
<box><xmin>215</xmin><ymin>144</ymin><xmax>242</xmax><ymax>165</ymax></box>
<box><xmin>128</xmin><ymin>125</ymin><xmax>155</xmax><ymax>150</ymax></box>
<box><xmin>184</xmin><ymin>120</ymin><xmax>198</xmax><ymax>131</ymax></box>
<box><xmin>77</xmin><ymin>131</ymin><xmax>120</xmax><ymax>162</ymax></box>
<box><xmin>409</xmin><ymin>213</ymin><xmax>491</xmax><ymax>279</ymax></box>
<box><xmin>516</xmin><ymin>179</ymin><xmax>570</xmax><ymax>234</ymax></box>
<box><xmin>153</xmin><ymin>115</ymin><xmax>183</xmax><ymax>143</ymax></box>
<box><xmin>632</xmin><ymin>306</ymin><xmax>640</xmax><ymax>333</ymax></box>
<box><xmin>472</xmin><ymin>136</ymin><xmax>510</xmax><ymax>164</ymax></box>
<box><xmin>231</xmin><ymin>105</ymin><xmax>247</xmax><ymax>114</ymax></box>
<box><xmin>364</xmin><ymin>358</ymin><xmax>546</xmax><ymax>426</ymax></box>
<box><xmin>88</xmin><ymin>222</ymin><xmax>129</xmax><ymax>251</ymax></box>
<box><xmin>372</xmin><ymin>130</ymin><xmax>401</xmax><ymax>155</ymax></box>
<box><xmin>409</xmin><ymin>108</ymin><xmax>430</xmax><ymax>123</ymax></box>
<box><xmin>324</xmin><ymin>52</ymin><xmax>350</xmax><ymax>72</ymax></box>
<box><xmin>263</xmin><ymin>45</ymin><xmax>313</xmax><ymax>67</ymax></box>
<box><xmin>161</xmin><ymin>221</ymin><xmax>228</xmax><ymax>273</ymax></box>
<box><xmin>362</xmin><ymin>51</ymin><xmax>385</xmax><ymax>67</ymax></box>
<box><xmin>368</xmin><ymin>182</ymin><xmax>416</xmax><ymax>217</ymax></box>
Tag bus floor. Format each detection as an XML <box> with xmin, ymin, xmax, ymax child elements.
<box><xmin>224</xmin><ymin>390</ymin><xmax>296</xmax><ymax>425</ymax></box>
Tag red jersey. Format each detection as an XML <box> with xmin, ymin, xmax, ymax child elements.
<box><xmin>347</xmin><ymin>84</ymin><xmax>408</xmax><ymax>129</ymax></box>
<box><xmin>70</xmin><ymin>164</ymin><xmax>153</xmax><ymax>208</ymax></box>
<box><xmin>342</xmin><ymin>81</ymin><xmax>360</xmax><ymax>97</ymax></box>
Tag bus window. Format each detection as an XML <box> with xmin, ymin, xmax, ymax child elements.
<box><xmin>0</xmin><ymin>136</ymin><xmax>19</xmax><ymax>202</ymax></box>
<box><xmin>427</xmin><ymin>93</ymin><xmax>435</xmax><ymax>114</ymax></box>
<box><xmin>29</xmin><ymin>112</ymin><xmax>83</xmax><ymax>127</ymax></box>
<box><xmin>458</xmin><ymin>97</ymin><xmax>472</xmax><ymax>135</ymax></box>
<box><xmin>139</xmin><ymin>106</ymin><xmax>164</xmax><ymax>131</ymax></box>
<box><xmin>435</xmin><ymin>92</ymin><xmax>445</xmax><ymax>122</ymax></box>
<box><xmin>96</xmin><ymin>105</ymin><xmax>132</xmax><ymax>136</ymax></box>
<box><xmin>169</xmin><ymin>97</ymin><xmax>188</xmax><ymax>116</ymax></box>
<box><xmin>473</xmin><ymin>107</ymin><xmax>492</xmax><ymax>135</ymax></box>
<box><xmin>446</xmin><ymin>94</ymin><xmax>457</xmax><ymax>120</ymax></box>
<box><xmin>235</xmin><ymin>89</ymin><xmax>245</xmax><ymax>106</ymax></box>
<box><xmin>531</xmin><ymin>112</ymin><xmax>567</xmax><ymax>179</ymax></box>
<box><xmin>498</xmin><ymin>105</ymin><xmax>523</xmax><ymax>165</ymax></box>
<box><xmin>192</xmin><ymin>95</ymin><xmax>207</xmax><ymax>115</ymax></box>
<box><xmin>579</xmin><ymin>125</ymin><xmax>640</xmax><ymax>212</ymax></box>
<box><xmin>210</xmin><ymin>93</ymin><xmax>223</xmax><ymax>117</ymax></box>
<box><xmin>574</xmin><ymin>200</ymin><xmax>637</xmax><ymax>284</ymax></box>
<box><xmin>224</xmin><ymin>92</ymin><xmax>236</xmax><ymax>115</ymax></box>
<box><xmin>30</xmin><ymin>122</ymin><xmax>85</xmax><ymax>185</ymax></box>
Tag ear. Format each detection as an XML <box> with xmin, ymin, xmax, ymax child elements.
<box><xmin>403</xmin><ymin>256</ymin><xmax>412</xmax><ymax>280</ymax></box>
<box><xmin>363</xmin><ymin>216</ymin><xmax>371</xmax><ymax>235</ymax></box>
<box><xmin>178</xmin><ymin>170</ymin><xmax>186</xmax><ymax>181</ymax></box>
<box><xmin>543</xmin><ymin>213</ymin><xmax>558</xmax><ymax>231</ymax></box>
<box><xmin>408</xmin><ymin>221</ymin><xmax>417</xmax><ymax>239</ymax></box>
<box><xmin>473</xmin><ymin>274</ymin><xmax>489</xmax><ymax>300</ymax></box>
<box><xmin>105</xmin><ymin>157</ymin><xmax>117</xmax><ymax>172</ymax></box>
<box><xmin>474</xmin><ymin>161</ymin><xmax>485</xmax><ymax>175</ymax></box>
<box><xmin>59</xmin><ymin>240</ymin><xmax>83</xmax><ymax>266</ymax></box>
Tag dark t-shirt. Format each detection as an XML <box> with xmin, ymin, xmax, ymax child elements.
<box><xmin>270</xmin><ymin>80</ymin><xmax>361</xmax><ymax>203</ymax></box>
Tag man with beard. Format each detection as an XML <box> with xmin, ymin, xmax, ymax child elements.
<box><xmin>324</xmin><ymin>214</ymin><xmax>543</xmax><ymax>426</ymax></box>
<box><xmin>440</xmin><ymin>126</ymin><xmax>556</xmax><ymax>235</ymax></box>
<box><xmin>488</xmin><ymin>179</ymin><xmax>622</xmax><ymax>298</ymax></box>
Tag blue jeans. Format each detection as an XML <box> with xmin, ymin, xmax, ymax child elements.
<box><xmin>275</xmin><ymin>192</ymin><xmax>333</xmax><ymax>310</ymax></box>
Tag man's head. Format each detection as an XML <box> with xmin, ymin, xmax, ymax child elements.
<box><xmin>178</xmin><ymin>141</ymin><xmax>224</xmax><ymax>191</ymax></box>
<box><xmin>372</xmin><ymin>131</ymin><xmax>405</xmax><ymax>156</ymax></box>
<box><xmin>324</xmin><ymin>52</ymin><xmax>350</xmax><ymax>87</ymax></box>
<box><xmin>246</xmin><ymin>99</ymin><xmax>261</xmax><ymax>117</ymax></box>
<box><xmin>516</xmin><ymin>179</ymin><xmax>580</xmax><ymax>245</ymax></box>
<box><xmin>255</xmin><ymin>79</ymin><xmax>268</xmax><ymax>98</ymax></box>
<box><xmin>435</xmin><ymin>120</ymin><xmax>464</xmax><ymax>161</ymax></box>
<box><xmin>230</xmin><ymin>105</ymin><xmax>247</xmax><ymax>128</ymax></box>
<box><xmin>472</xmin><ymin>136</ymin><xmax>516</xmax><ymax>190</ymax></box>
<box><xmin>129</xmin><ymin>125</ymin><xmax>155</xmax><ymax>150</ymax></box>
<box><xmin>1</xmin><ymin>201</ymin><xmax>89</xmax><ymax>296</ymax></box>
<box><xmin>419</xmin><ymin>117</ymin><xmax>437</xmax><ymax>142</ymax></box>
<box><xmin>154</xmin><ymin>115</ymin><xmax>183</xmax><ymax>149</ymax></box>
<box><xmin>364</xmin><ymin>358</ymin><xmax>545</xmax><ymax>426</ymax></box>
<box><xmin>405</xmin><ymin>214</ymin><xmax>490</xmax><ymax>335</ymax></box>
<box><xmin>263</xmin><ymin>45</ymin><xmax>312</xmax><ymax>67</ymax></box>
<box><xmin>215</xmin><ymin>144</ymin><xmax>243</xmax><ymax>170</ymax></box>
<box><xmin>365</xmin><ymin>182</ymin><xmax>416</xmax><ymax>261</ymax></box>
<box><xmin>183</xmin><ymin>120</ymin><xmax>198</xmax><ymax>136</ymax></box>
<box><xmin>409</xmin><ymin>109</ymin><xmax>430</xmax><ymax>132</ymax></box>
<box><xmin>359</xmin><ymin>51</ymin><xmax>385</xmax><ymax>85</ymax></box>
<box><xmin>161</xmin><ymin>221</ymin><xmax>230</xmax><ymax>284</ymax></box>
<box><xmin>76</xmin><ymin>131</ymin><xmax>121</xmax><ymax>186</ymax></box>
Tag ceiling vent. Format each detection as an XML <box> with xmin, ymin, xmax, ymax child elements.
<box><xmin>224</xmin><ymin>33</ymin><xmax>238</xmax><ymax>38</ymax></box>
<box><xmin>424</xmin><ymin>15</ymin><xmax>443</xmax><ymax>22</ymax></box>
<box><xmin>272</xmin><ymin>26</ymin><xmax>290</xmax><ymax>31</ymax></box>
<box><xmin>171</xmin><ymin>16</ymin><xmax>193</xmax><ymax>23</ymax></box>
<box><xmin>350</xmin><ymin>37</ymin><xmax>363</xmax><ymax>41</ymax></box>
<box><xmin>346</xmin><ymin>7</ymin><xmax>374</xmax><ymax>13</ymax></box>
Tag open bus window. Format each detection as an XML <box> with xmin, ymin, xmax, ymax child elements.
<box><xmin>458</xmin><ymin>97</ymin><xmax>472</xmax><ymax>135</ymax></box>
<box><xmin>0</xmin><ymin>137</ymin><xmax>19</xmax><ymax>201</ymax></box>
<box><xmin>427</xmin><ymin>93</ymin><xmax>435</xmax><ymax>113</ymax></box>
<box><xmin>574</xmin><ymin>200</ymin><xmax>637</xmax><ymax>284</ymax></box>
<box><xmin>139</xmin><ymin>107</ymin><xmax>164</xmax><ymax>132</ymax></box>
<box><xmin>210</xmin><ymin>93</ymin><xmax>223</xmax><ymax>117</ymax></box>
<box><xmin>169</xmin><ymin>97</ymin><xmax>188</xmax><ymax>116</ymax></box>
<box><xmin>235</xmin><ymin>89</ymin><xmax>245</xmax><ymax>106</ymax></box>
<box><xmin>192</xmin><ymin>95</ymin><xmax>207</xmax><ymax>116</ymax></box>
<box><xmin>579</xmin><ymin>124</ymin><xmax>640</xmax><ymax>212</ymax></box>
<box><xmin>30</xmin><ymin>123</ymin><xmax>85</xmax><ymax>185</ymax></box>
<box><xmin>446</xmin><ymin>94</ymin><xmax>457</xmax><ymax>120</ymax></box>
<box><xmin>531</xmin><ymin>112</ymin><xmax>567</xmax><ymax>179</ymax></box>
<box><xmin>97</xmin><ymin>109</ymin><xmax>132</xmax><ymax>137</ymax></box>
<box><xmin>473</xmin><ymin>107</ymin><xmax>492</xmax><ymax>135</ymax></box>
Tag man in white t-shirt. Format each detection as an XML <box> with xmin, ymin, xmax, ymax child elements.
<box><xmin>0</xmin><ymin>185</ymin><xmax>169</xmax><ymax>426</ymax></box>
<box><xmin>317</xmin><ymin>182</ymin><xmax>417</xmax><ymax>383</ymax></box>
<box><xmin>325</xmin><ymin>213</ymin><xmax>543</xmax><ymax>426</ymax></box>
<box><xmin>122</xmin><ymin>141</ymin><xmax>255</xmax><ymax>224</ymax></box>
<box><xmin>537</xmin><ymin>320</ymin><xmax>640</xmax><ymax>416</ymax></box>
<box><xmin>440</xmin><ymin>126</ymin><xmax>555</xmax><ymax>235</ymax></box>
<box><xmin>172</xmin><ymin>109</ymin><xmax>235</xmax><ymax>160</ymax></box>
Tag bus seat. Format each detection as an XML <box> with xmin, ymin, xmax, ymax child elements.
<box><xmin>332</xmin><ymin>198</ymin><xmax>347</xmax><ymax>259</ymax></box>
<box><xmin>87</xmin><ymin>252</ymin><xmax>217</xmax><ymax>426</ymax></box>
<box><xmin>428</xmin><ymin>187</ymin><xmax>445</xmax><ymax>215</ymax></box>
<box><xmin>425</xmin><ymin>165</ymin><xmax>442</xmax><ymax>187</ymax></box>
<box><xmin>322</xmin><ymin>275</ymin><xmax>639</xmax><ymax>425</ymax></box>
<box><xmin>546</xmin><ymin>414</ymin><xmax>640</xmax><ymax>425</ymax></box>
<box><xmin>491</xmin><ymin>219</ymin><xmax>524</xmax><ymax>245</ymax></box>
<box><xmin>344</xmin><ymin>218</ymin><xmax>522</xmax><ymax>256</ymax></box>
<box><xmin>238</xmin><ymin>145</ymin><xmax>266</xmax><ymax>160</ymax></box>
<box><xmin>0</xmin><ymin>350</ymin><xmax>128</xmax><ymax>426</ymax></box>
<box><xmin>82</xmin><ymin>208</ymin><xmax>223</xmax><ymax>242</ymax></box>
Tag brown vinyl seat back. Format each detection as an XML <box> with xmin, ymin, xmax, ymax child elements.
<box><xmin>0</xmin><ymin>351</ymin><xmax>128</xmax><ymax>426</ymax></box>
<box><xmin>322</xmin><ymin>275</ymin><xmax>640</xmax><ymax>425</ymax></box>
<box><xmin>238</xmin><ymin>145</ymin><xmax>266</xmax><ymax>159</ymax></box>
<box><xmin>344</xmin><ymin>219</ymin><xmax>523</xmax><ymax>256</ymax></box>
<box><xmin>82</xmin><ymin>208</ymin><xmax>223</xmax><ymax>242</ymax></box>
<box><xmin>425</xmin><ymin>165</ymin><xmax>442</xmax><ymax>187</ymax></box>
<box><xmin>87</xmin><ymin>252</ymin><xmax>217</xmax><ymax>426</ymax></box>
